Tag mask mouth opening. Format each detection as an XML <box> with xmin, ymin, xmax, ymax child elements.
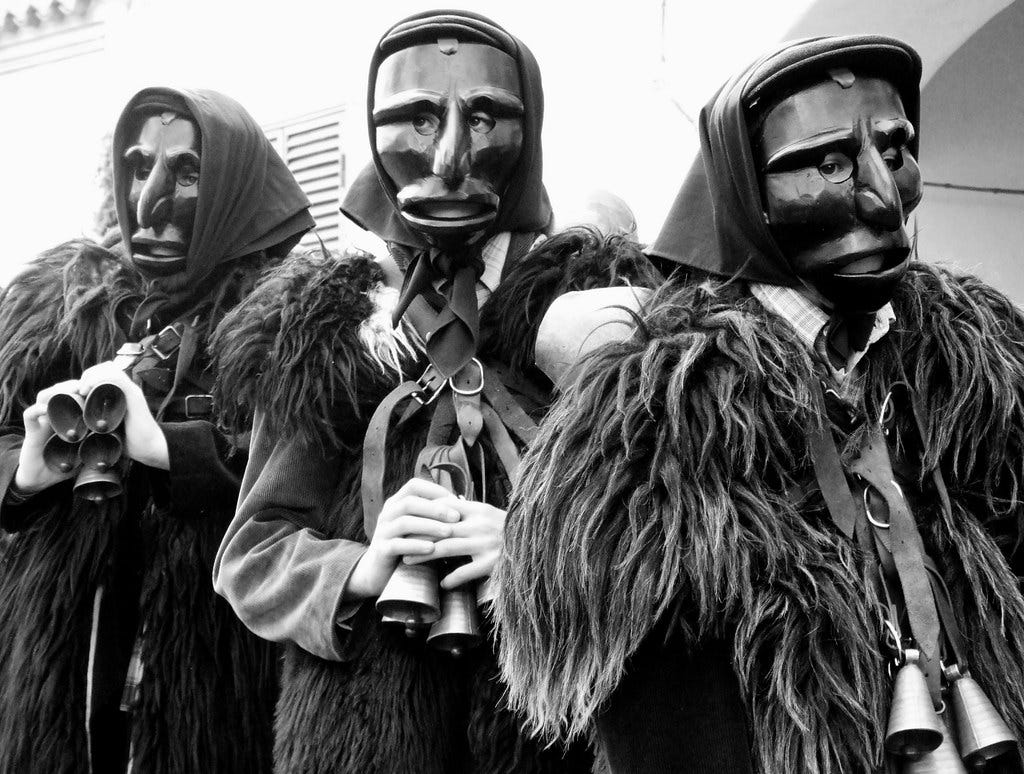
<box><xmin>400</xmin><ymin>192</ymin><xmax>499</xmax><ymax>233</ymax></box>
<box><xmin>132</xmin><ymin>235</ymin><xmax>188</xmax><ymax>258</ymax></box>
<box><xmin>834</xmin><ymin>245</ymin><xmax>909</xmax><ymax>276</ymax></box>
<box><xmin>131</xmin><ymin>236</ymin><xmax>188</xmax><ymax>274</ymax></box>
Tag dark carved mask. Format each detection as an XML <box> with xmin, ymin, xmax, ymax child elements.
<box><xmin>757</xmin><ymin>73</ymin><xmax>922</xmax><ymax>313</ymax></box>
<box><xmin>373</xmin><ymin>39</ymin><xmax>524</xmax><ymax>244</ymax></box>
<box><xmin>123</xmin><ymin>111</ymin><xmax>201</xmax><ymax>276</ymax></box>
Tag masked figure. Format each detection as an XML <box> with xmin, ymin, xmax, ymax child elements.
<box><xmin>0</xmin><ymin>87</ymin><xmax>313</xmax><ymax>773</ymax></box>
<box><xmin>211</xmin><ymin>10</ymin><xmax>661</xmax><ymax>773</ymax></box>
<box><xmin>495</xmin><ymin>36</ymin><xmax>1024</xmax><ymax>773</ymax></box>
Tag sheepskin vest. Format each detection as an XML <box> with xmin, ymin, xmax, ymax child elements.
<box><xmin>211</xmin><ymin>231</ymin><xmax>663</xmax><ymax>773</ymax></box>
<box><xmin>497</xmin><ymin>262</ymin><xmax>1024</xmax><ymax>774</ymax></box>
<box><xmin>0</xmin><ymin>241</ymin><xmax>277</xmax><ymax>774</ymax></box>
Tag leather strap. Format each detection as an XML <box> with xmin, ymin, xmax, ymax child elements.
<box><xmin>154</xmin><ymin>322</ymin><xmax>199</xmax><ymax>422</ymax></box>
<box><xmin>481</xmin><ymin>403</ymin><xmax>522</xmax><ymax>486</ymax></box>
<box><xmin>806</xmin><ymin>385</ymin><xmax>860</xmax><ymax>540</ymax></box>
<box><xmin>481</xmin><ymin>364</ymin><xmax>539</xmax><ymax>447</ymax></box>
<box><xmin>850</xmin><ymin>425</ymin><xmax>942</xmax><ymax>666</ymax></box>
<box><xmin>451</xmin><ymin>361</ymin><xmax>484</xmax><ymax>448</ymax></box>
<box><xmin>361</xmin><ymin>381</ymin><xmax>421</xmax><ymax>538</ymax></box>
<box><xmin>806</xmin><ymin>381</ymin><xmax>944</xmax><ymax>700</ymax></box>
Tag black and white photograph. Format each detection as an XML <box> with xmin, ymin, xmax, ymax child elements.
<box><xmin>0</xmin><ymin>0</ymin><xmax>1022</xmax><ymax>772</ymax></box>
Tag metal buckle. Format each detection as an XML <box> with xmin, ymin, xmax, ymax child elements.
<box><xmin>411</xmin><ymin>367</ymin><xmax>447</xmax><ymax>406</ymax></box>
<box><xmin>862</xmin><ymin>482</ymin><xmax>891</xmax><ymax>530</ymax></box>
<box><xmin>449</xmin><ymin>358</ymin><xmax>484</xmax><ymax>396</ymax></box>
<box><xmin>184</xmin><ymin>394</ymin><xmax>214</xmax><ymax>418</ymax></box>
<box><xmin>151</xmin><ymin>325</ymin><xmax>183</xmax><ymax>360</ymax></box>
<box><xmin>116</xmin><ymin>342</ymin><xmax>145</xmax><ymax>358</ymax></box>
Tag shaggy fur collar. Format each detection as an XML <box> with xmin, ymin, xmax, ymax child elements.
<box><xmin>496</xmin><ymin>262</ymin><xmax>1024</xmax><ymax>773</ymax></box>
<box><xmin>210</xmin><ymin>250</ymin><xmax>422</xmax><ymax>451</ymax></box>
<box><xmin>0</xmin><ymin>240</ymin><xmax>140</xmax><ymax>423</ymax></box>
<box><xmin>212</xmin><ymin>232</ymin><xmax>665</xmax><ymax>449</ymax></box>
<box><xmin>0</xmin><ymin>238</ymin><xmax>278</xmax><ymax>425</ymax></box>
<box><xmin>214</xmin><ymin>233</ymin><xmax>663</xmax><ymax>773</ymax></box>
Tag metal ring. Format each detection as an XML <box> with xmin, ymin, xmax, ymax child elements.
<box><xmin>882</xmin><ymin>619</ymin><xmax>901</xmax><ymax>653</ymax></box>
<box><xmin>879</xmin><ymin>389</ymin><xmax>896</xmax><ymax>429</ymax></box>
<box><xmin>863</xmin><ymin>484</ymin><xmax>891</xmax><ymax>529</ymax></box>
<box><xmin>449</xmin><ymin>358</ymin><xmax>484</xmax><ymax>396</ymax></box>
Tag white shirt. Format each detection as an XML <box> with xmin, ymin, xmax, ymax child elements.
<box><xmin>749</xmin><ymin>282</ymin><xmax>895</xmax><ymax>381</ymax></box>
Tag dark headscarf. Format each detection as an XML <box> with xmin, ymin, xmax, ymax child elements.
<box><xmin>648</xmin><ymin>35</ymin><xmax>921</xmax><ymax>285</ymax></box>
<box><xmin>112</xmin><ymin>87</ymin><xmax>314</xmax><ymax>329</ymax></box>
<box><xmin>340</xmin><ymin>9</ymin><xmax>551</xmax><ymax>250</ymax></box>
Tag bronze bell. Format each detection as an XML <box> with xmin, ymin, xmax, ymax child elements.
<box><xmin>904</xmin><ymin>710</ymin><xmax>968</xmax><ymax>774</ymax></box>
<box><xmin>73</xmin><ymin>466</ymin><xmax>123</xmax><ymax>502</ymax></box>
<box><xmin>886</xmin><ymin>650</ymin><xmax>945</xmax><ymax>758</ymax></box>
<box><xmin>376</xmin><ymin>563</ymin><xmax>441</xmax><ymax>636</ymax></box>
<box><xmin>42</xmin><ymin>433</ymin><xmax>80</xmax><ymax>473</ymax></box>
<box><xmin>427</xmin><ymin>586</ymin><xmax>483</xmax><ymax>657</ymax></box>
<box><xmin>949</xmin><ymin>672</ymin><xmax>1018</xmax><ymax>767</ymax></box>
<box><xmin>79</xmin><ymin>433</ymin><xmax>122</xmax><ymax>473</ymax></box>
<box><xmin>46</xmin><ymin>391</ymin><xmax>87</xmax><ymax>442</ymax></box>
<box><xmin>83</xmin><ymin>382</ymin><xmax>127</xmax><ymax>434</ymax></box>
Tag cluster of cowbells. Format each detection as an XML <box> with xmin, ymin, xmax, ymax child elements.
<box><xmin>376</xmin><ymin>562</ymin><xmax>490</xmax><ymax>657</ymax></box>
<box><xmin>886</xmin><ymin>649</ymin><xmax>1017</xmax><ymax>772</ymax></box>
<box><xmin>42</xmin><ymin>383</ymin><xmax>128</xmax><ymax>502</ymax></box>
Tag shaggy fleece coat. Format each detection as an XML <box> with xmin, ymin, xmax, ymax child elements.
<box><xmin>211</xmin><ymin>230</ymin><xmax>663</xmax><ymax>774</ymax></box>
<box><xmin>496</xmin><ymin>262</ymin><xmax>1024</xmax><ymax>774</ymax></box>
<box><xmin>0</xmin><ymin>240</ymin><xmax>277</xmax><ymax>774</ymax></box>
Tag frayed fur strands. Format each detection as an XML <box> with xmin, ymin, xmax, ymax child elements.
<box><xmin>0</xmin><ymin>239</ymin><xmax>141</xmax><ymax>423</ymax></box>
<box><xmin>879</xmin><ymin>264</ymin><xmax>1024</xmax><ymax>534</ymax></box>
<box><xmin>496</xmin><ymin>263</ymin><xmax>1024</xmax><ymax>774</ymax></box>
<box><xmin>210</xmin><ymin>249</ymin><xmax>421</xmax><ymax>450</ymax></box>
<box><xmin>479</xmin><ymin>228</ymin><xmax>664</xmax><ymax>375</ymax></box>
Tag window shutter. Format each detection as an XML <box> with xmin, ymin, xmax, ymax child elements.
<box><xmin>264</xmin><ymin>107</ymin><xmax>345</xmax><ymax>251</ymax></box>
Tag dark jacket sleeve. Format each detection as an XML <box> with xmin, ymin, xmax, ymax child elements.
<box><xmin>212</xmin><ymin>411</ymin><xmax>367</xmax><ymax>662</ymax></box>
<box><xmin>0</xmin><ymin>432</ymin><xmax>75</xmax><ymax>533</ymax></box>
<box><xmin>156</xmin><ymin>419</ymin><xmax>248</xmax><ymax>519</ymax></box>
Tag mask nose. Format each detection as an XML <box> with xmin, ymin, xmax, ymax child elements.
<box><xmin>136</xmin><ymin>164</ymin><xmax>174</xmax><ymax>231</ymax></box>
<box><xmin>432</xmin><ymin>99</ymin><xmax>470</xmax><ymax>188</ymax></box>
<box><xmin>854</xmin><ymin>147</ymin><xmax>903</xmax><ymax>231</ymax></box>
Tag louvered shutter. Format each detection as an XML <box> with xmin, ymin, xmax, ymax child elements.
<box><xmin>265</xmin><ymin>107</ymin><xmax>346</xmax><ymax>250</ymax></box>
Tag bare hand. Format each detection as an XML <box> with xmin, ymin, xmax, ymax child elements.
<box><xmin>76</xmin><ymin>362</ymin><xmax>169</xmax><ymax>469</ymax></box>
<box><xmin>405</xmin><ymin>497</ymin><xmax>506</xmax><ymax>589</ymax></box>
<box><xmin>13</xmin><ymin>380</ymin><xmax>83</xmax><ymax>493</ymax></box>
<box><xmin>343</xmin><ymin>477</ymin><xmax>461</xmax><ymax>601</ymax></box>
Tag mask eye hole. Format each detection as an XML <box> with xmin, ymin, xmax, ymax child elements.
<box><xmin>133</xmin><ymin>164</ymin><xmax>153</xmax><ymax>182</ymax></box>
<box><xmin>468</xmin><ymin>111</ymin><xmax>495</xmax><ymax>134</ymax></box>
<box><xmin>412</xmin><ymin>113</ymin><xmax>440</xmax><ymax>136</ymax></box>
<box><xmin>175</xmin><ymin>163</ymin><xmax>199</xmax><ymax>187</ymax></box>
<box><xmin>818</xmin><ymin>152</ymin><xmax>854</xmax><ymax>183</ymax></box>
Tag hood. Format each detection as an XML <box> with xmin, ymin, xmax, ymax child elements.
<box><xmin>340</xmin><ymin>9</ymin><xmax>551</xmax><ymax>249</ymax></box>
<box><xmin>647</xmin><ymin>35</ymin><xmax>921</xmax><ymax>285</ymax></box>
<box><xmin>112</xmin><ymin>86</ymin><xmax>314</xmax><ymax>324</ymax></box>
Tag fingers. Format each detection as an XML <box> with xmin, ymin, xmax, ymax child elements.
<box><xmin>441</xmin><ymin>497</ymin><xmax>506</xmax><ymax>522</ymax></box>
<box><xmin>380</xmin><ymin>494</ymin><xmax>460</xmax><ymax>524</ymax></box>
<box><xmin>440</xmin><ymin>553</ymin><xmax>498</xmax><ymax>589</ymax></box>
<box><xmin>381</xmin><ymin>538</ymin><xmax>436</xmax><ymax>558</ymax></box>
<box><xmin>35</xmin><ymin>380</ymin><xmax>82</xmax><ymax>406</ymax></box>
<box><xmin>381</xmin><ymin>514</ymin><xmax>455</xmax><ymax>541</ymax></box>
<box><xmin>392</xmin><ymin>477</ymin><xmax>454</xmax><ymax>502</ymax></box>
<box><xmin>22</xmin><ymin>402</ymin><xmax>48</xmax><ymax>427</ymax></box>
<box><xmin>403</xmin><ymin>537</ymin><xmax>481</xmax><ymax>564</ymax></box>
<box><xmin>77</xmin><ymin>362</ymin><xmax>130</xmax><ymax>395</ymax></box>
